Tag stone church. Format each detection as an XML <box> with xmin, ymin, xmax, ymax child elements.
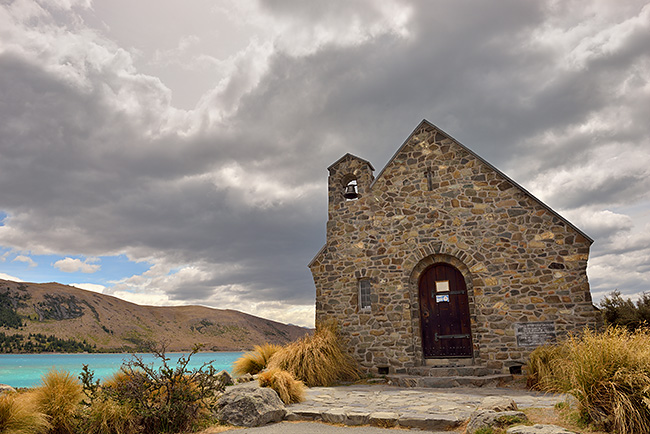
<box><xmin>309</xmin><ymin>119</ymin><xmax>599</xmax><ymax>376</ymax></box>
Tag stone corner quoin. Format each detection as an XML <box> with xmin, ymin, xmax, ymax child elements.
<box><xmin>309</xmin><ymin>119</ymin><xmax>600</xmax><ymax>375</ymax></box>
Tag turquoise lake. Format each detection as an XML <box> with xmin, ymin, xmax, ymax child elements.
<box><xmin>0</xmin><ymin>352</ymin><xmax>243</xmax><ymax>388</ymax></box>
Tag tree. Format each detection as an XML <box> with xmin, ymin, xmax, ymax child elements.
<box><xmin>600</xmin><ymin>290</ymin><xmax>650</xmax><ymax>330</ymax></box>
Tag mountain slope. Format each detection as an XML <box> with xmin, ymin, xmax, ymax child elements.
<box><xmin>0</xmin><ymin>279</ymin><xmax>310</xmax><ymax>352</ymax></box>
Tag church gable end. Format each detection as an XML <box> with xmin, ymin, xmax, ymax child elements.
<box><xmin>310</xmin><ymin>120</ymin><xmax>599</xmax><ymax>376</ymax></box>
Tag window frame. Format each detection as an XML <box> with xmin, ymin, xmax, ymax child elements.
<box><xmin>359</xmin><ymin>278</ymin><xmax>372</xmax><ymax>311</ymax></box>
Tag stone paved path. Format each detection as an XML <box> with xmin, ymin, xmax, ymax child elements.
<box><xmin>285</xmin><ymin>384</ymin><xmax>567</xmax><ymax>431</ymax></box>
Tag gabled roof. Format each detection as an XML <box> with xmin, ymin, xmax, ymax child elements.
<box><xmin>309</xmin><ymin>119</ymin><xmax>593</xmax><ymax>268</ymax></box>
<box><xmin>371</xmin><ymin>119</ymin><xmax>593</xmax><ymax>243</ymax></box>
<box><xmin>327</xmin><ymin>153</ymin><xmax>375</xmax><ymax>172</ymax></box>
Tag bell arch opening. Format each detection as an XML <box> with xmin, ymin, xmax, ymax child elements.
<box><xmin>342</xmin><ymin>175</ymin><xmax>359</xmax><ymax>200</ymax></box>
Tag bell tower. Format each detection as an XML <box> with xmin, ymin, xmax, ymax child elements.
<box><xmin>326</xmin><ymin>153</ymin><xmax>374</xmax><ymax>221</ymax></box>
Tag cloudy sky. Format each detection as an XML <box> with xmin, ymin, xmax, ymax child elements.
<box><xmin>1</xmin><ymin>0</ymin><xmax>648</xmax><ymax>328</ymax></box>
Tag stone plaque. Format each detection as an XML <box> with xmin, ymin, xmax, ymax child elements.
<box><xmin>514</xmin><ymin>321</ymin><xmax>557</xmax><ymax>347</ymax></box>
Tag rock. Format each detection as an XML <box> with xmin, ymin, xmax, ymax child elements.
<box><xmin>0</xmin><ymin>384</ymin><xmax>16</xmax><ymax>394</ymax></box>
<box><xmin>215</xmin><ymin>383</ymin><xmax>286</xmax><ymax>427</ymax></box>
<box><xmin>479</xmin><ymin>396</ymin><xmax>518</xmax><ymax>412</ymax></box>
<box><xmin>215</xmin><ymin>370</ymin><xmax>234</xmax><ymax>386</ymax></box>
<box><xmin>466</xmin><ymin>409</ymin><xmax>529</xmax><ymax>434</ymax></box>
<box><xmin>236</xmin><ymin>373</ymin><xmax>254</xmax><ymax>383</ymax></box>
<box><xmin>507</xmin><ymin>424</ymin><xmax>578</xmax><ymax>434</ymax></box>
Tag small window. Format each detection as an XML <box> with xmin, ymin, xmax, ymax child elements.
<box><xmin>359</xmin><ymin>279</ymin><xmax>371</xmax><ymax>310</ymax></box>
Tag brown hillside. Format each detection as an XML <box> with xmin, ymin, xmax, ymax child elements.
<box><xmin>0</xmin><ymin>279</ymin><xmax>311</xmax><ymax>352</ymax></box>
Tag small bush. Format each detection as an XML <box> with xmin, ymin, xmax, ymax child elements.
<box><xmin>33</xmin><ymin>369</ymin><xmax>82</xmax><ymax>434</ymax></box>
<box><xmin>232</xmin><ymin>343</ymin><xmax>281</xmax><ymax>376</ymax></box>
<box><xmin>268</xmin><ymin>320</ymin><xmax>359</xmax><ymax>387</ymax></box>
<box><xmin>527</xmin><ymin>327</ymin><xmax>650</xmax><ymax>434</ymax></box>
<box><xmin>95</xmin><ymin>344</ymin><xmax>227</xmax><ymax>433</ymax></box>
<box><xmin>258</xmin><ymin>368</ymin><xmax>305</xmax><ymax>404</ymax></box>
<box><xmin>0</xmin><ymin>392</ymin><xmax>50</xmax><ymax>434</ymax></box>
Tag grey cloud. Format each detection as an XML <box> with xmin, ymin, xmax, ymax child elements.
<box><xmin>1</xmin><ymin>0</ymin><xmax>649</xmax><ymax>319</ymax></box>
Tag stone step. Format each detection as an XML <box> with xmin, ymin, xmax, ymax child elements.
<box><xmin>386</xmin><ymin>373</ymin><xmax>514</xmax><ymax>388</ymax></box>
<box><xmin>285</xmin><ymin>408</ymin><xmax>463</xmax><ymax>431</ymax></box>
<box><xmin>406</xmin><ymin>365</ymin><xmax>497</xmax><ymax>377</ymax></box>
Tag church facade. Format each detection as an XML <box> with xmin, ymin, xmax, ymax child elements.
<box><xmin>309</xmin><ymin>120</ymin><xmax>599</xmax><ymax>374</ymax></box>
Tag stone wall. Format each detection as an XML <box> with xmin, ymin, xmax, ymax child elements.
<box><xmin>310</xmin><ymin>121</ymin><xmax>600</xmax><ymax>374</ymax></box>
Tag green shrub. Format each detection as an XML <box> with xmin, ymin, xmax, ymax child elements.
<box><xmin>33</xmin><ymin>369</ymin><xmax>82</xmax><ymax>434</ymax></box>
<box><xmin>0</xmin><ymin>392</ymin><xmax>50</xmax><ymax>434</ymax></box>
<box><xmin>600</xmin><ymin>290</ymin><xmax>650</xmax><ymax>330</ymax></box>
<box><xmin>527</xmin><ymin>327</ymin><xmax>650</xmax><ymax>434</ymax></box>
<box><xmin>268</xmin><ymin>320</ymin><xmax>359</xmax><ymax>387</ymax></box>
<box><xmin>232</xmin><ymin>343</ymin><xmax>280</xmax><ymax>376</ymax></box>
<box><xmin>258</xmin><ymin>368</ymin><xmax>305</xmax><ymax>404</ymax></box>
<box><xmin>91</xmin><ymin>344</ymin><xmax>227</xmax><ymax>433</ymax></box>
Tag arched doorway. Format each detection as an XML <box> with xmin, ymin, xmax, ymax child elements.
<box><xmin>418</xmin><ymin>263</ymin><xmax>473</xmax><ymax>358</ymax></box>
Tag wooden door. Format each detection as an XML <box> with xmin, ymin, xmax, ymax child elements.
<box><xmin>419</xmin><ymin>263</ymin><xmax>473</xmax><ymax>358</ymax></box>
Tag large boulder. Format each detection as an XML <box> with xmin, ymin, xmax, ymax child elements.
<box><xmin>215</xmin><ymin>383</ymin><xmax>286</xmax><ymax>427</ymax></box>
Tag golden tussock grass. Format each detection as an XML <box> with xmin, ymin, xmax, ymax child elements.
<box><xmin>232</xmin><ymin>343</ymin><xmax>281</xmax><ymax>376</ymax></box>
<box><xmin>268</xmin><ymin>320</ymin><xmax>360</xmax><ymax>387</ymax></box>
<box><xmin>528</xmin><ymin>327</ymin><xmax>650</xmax><ymax>434</ymax></box>
<box><xmin>100</xmin><ymin>370</ymin><xmax>135</xmax><ymax>390</ymax></box>
<box><xmin>258</xmin><ymin>368</ymin><xmax>305</xmax><ymax>404</ymax></box>
<box><xmin>33</xmin><ymin>369</ymin><xmax>82</xmax><ymax>434</ymax></box>
<box><xmin>80</xmin><ymin>397</ymin><xmax>138</xmax><ymax>434</ymax></box>
<box><xmin>0</xmin><ymin>391</ymin><xmax>50</xmax><ymax>434</ymax></box>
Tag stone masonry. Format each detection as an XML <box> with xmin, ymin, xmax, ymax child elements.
<box><xmin>309</xmin><ymin>119</ymin><xmax>600</xmax><ymax>375</ymax></box>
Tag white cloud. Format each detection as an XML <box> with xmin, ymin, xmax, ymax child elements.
<box><xmin>13</xmin><ymin>255</ymin><xmax>37</xmax><ymax>267</ymax></box>
<box><xmin>243</xmin><ymin>301</ymin><xmax>314</xmax><ymax>328</ymax></box>
<box><xmin>70</xmin><ymin>282</ymin><xmax>106</xmax><ymax>293</ymax></box>
<box><xmin>0</xmin><ymin>273</ymin><xmax>24</xmax><ymax>282</ymax></box>
<box><xmin>106</xmin><ymin>288</ymin><xmax>185</xmax><ymax>307</ymax></box>
<box><xmin>562</xmin><ymin>208</ymin><xmax>634</xmax><ymax>241</ymax></box>
<box><xmin>53</xmin><ymin>257</ymin><xmax>101</xmax><ymax>273</ymax></box>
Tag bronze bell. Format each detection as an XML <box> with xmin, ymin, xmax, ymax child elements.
<box><xmin>344</xmin><ymin>184</ymin><xmax>359</xmax><ymax>199</ymax></box>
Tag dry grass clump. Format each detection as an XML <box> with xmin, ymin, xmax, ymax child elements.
<box><xmin>232</xmin><ymin>343</ymin><xmax>281</xmax><ymax>376</ymax></box>
<box><xmin>0</xmin><ymin>391</ymin><xmax>50</xmax><ymax>434</ymax></box>
<box><xmin>100</xmin><ymin>370</ymin><xmax>135</xmax><ymax>390</ymax></box>
<box><xmin>33</xmin><ymin>369</ymin><xmax>82</xmax><ymax>434</ymax></box>
<box><xmin>79</xmin><ymin>397</ymin><xmax>138</xmax><ymax>434</ymax></box>
<box><xmin>268</xmin><ymin>320</ymin><xmax>360</xmax><ymax>387</ymax></box>
<box><xmin>526</xmin><ymin>343</ymin><xmax>570</xmax><ymax>391</ymax></box>
<box><xmin>527</xmin><ymin>327</ymin><xmax>650</xmax><ymax>434</ymax></box>
<box><xmin>258</xmin><ymin>368</ymin><xmax>305</xmax><ymax>404</ymax></box>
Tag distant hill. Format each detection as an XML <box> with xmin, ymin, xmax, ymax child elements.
<box><xmin>0</xmin><ymin>279</ymin><xmax>311</xmax><ymax>352</ymax></box>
